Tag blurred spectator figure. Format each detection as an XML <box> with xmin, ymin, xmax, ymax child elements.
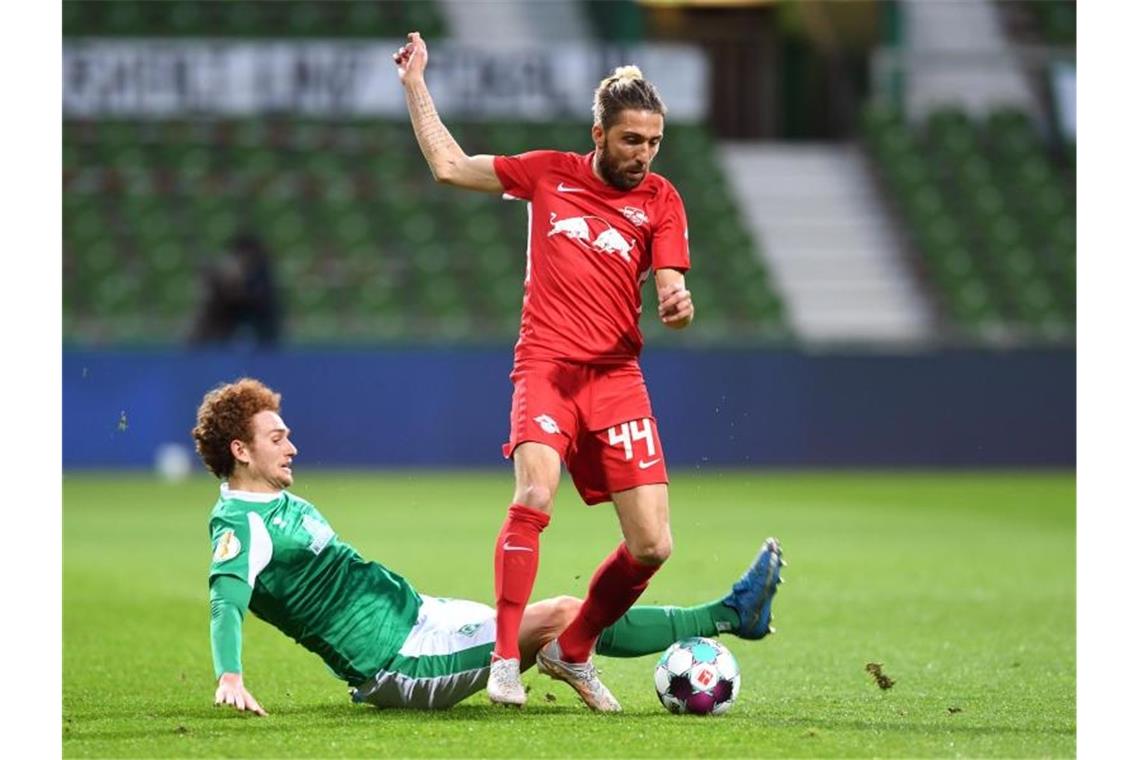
<box><xmin>189</xmin><ymin>233</ymin><xmax>283</xmax><ymax>348</ymax></box>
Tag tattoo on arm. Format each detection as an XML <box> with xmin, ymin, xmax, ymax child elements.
<box><xmin>405</xmin><ymin>82</ymin><xmax>461</xmax><ymax>172</ymax></box>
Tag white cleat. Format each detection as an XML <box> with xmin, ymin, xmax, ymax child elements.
<box><xmin>536</xmin><ymin>640</ymin><xmax>622</xmax><ymax>713</ymax></box>
<box><xmin>487</xmin><ymin>657</ymin><xmax>526</xmax><ymax>707</ymax></box>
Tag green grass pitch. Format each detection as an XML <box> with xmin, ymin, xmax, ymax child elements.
<box><xmin>63</xmin><ymin>470</ymin><xmax>1074</xmax><ymax>757</ymax></box>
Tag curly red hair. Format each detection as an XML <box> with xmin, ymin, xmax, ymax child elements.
<box><xmin>191</xmin><ymin>378</ymin><xmax>282</xmax><ymax>479</ymax></box>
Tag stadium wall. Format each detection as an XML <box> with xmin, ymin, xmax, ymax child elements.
<box><xmin>62</xmin><ymin>348</ymin><xmax>1075</xmax><ymax>470</ymax></box>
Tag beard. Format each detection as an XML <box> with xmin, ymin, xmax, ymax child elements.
<box><xmin>595</xmin><ymin>139</ymin><xmax>646</xmax><ymax>190</ymax></box>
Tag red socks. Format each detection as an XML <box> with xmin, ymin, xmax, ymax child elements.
<box><xmin>492</xmin><ymin>504</ymin><xmax>551</xmax><ymax>661</ymax></box>
<box><xmin>557</xmin><ymin>542</ymin><xmax>660</xmax><ymax>663</ymax></box>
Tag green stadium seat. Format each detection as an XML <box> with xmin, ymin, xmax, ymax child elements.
<box><xmin>344</xmin><ymin>2</ymin><xmax>385</xmax><ymax>36</ymax></box>
<box><xmin>400</xmin><ymin>210</ymin><xmax>441</xmax><ymax>248</ymax></box>
<box><xmin>64</xmin><ymin>117</ymin><xmax>780</xmax><ymax>344</ymax></box>
<box><xmin>90</xmin><ymin>272</ymin><xmax>142</xmax><ymax>317</ymax></box>
<box><xmin>864</xmin><ymin>102</ymin><xmax>1075</xmax><ymax>338</ymax></box>
<box><xmin>218</xmin><ymin>1</ymin><xmax>266</xmax><ymax>37</ymax></box>
<box><xmin>62</xmin><ymin>1</ymin><xmax>89</xmax><ymax>36</ymax></box>
<box><xmin>330</xmin><ymin>209</ymin><xmax>372</xmax><ymax>247</ymax></box>
<box><xmin>64</xmin><ymin>1</ymin><xmax>450</xmax><ymax>39</ymax></box>
<box><xmin>104</xmin><ymin>1</ymin><xmax>147</xmax><ymax>36</ymax></box>
<box><xmin>285</xmin><ymin>1</ymin><xmax>325</xmax><ymax>36</ymax></box>
<box><xmin>67</xmin><ymin>203</ymin><xmax>109</xmax><ymax>247</ymax></box>
<box><xmin>163</xmin><ymin>1</ymin><xmax>207</xmax><ymax>36</ymax></box>
<box><xmin>263</xmin><ymin>210</ymin><xmax>310</xmax><ymax>253</ymax></box>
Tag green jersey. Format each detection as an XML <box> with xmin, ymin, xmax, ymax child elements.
<box><xmin>208</xmin><ymin>484</ymin><xmax>421</xmax><ymax>684</ymax></box>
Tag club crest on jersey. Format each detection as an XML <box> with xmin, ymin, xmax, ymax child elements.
<box><xmin>621</xmin><ymin>206</ymin><xmax>649</xmax><ymax>227</ymax></box>
<box><xmin>213</xmin><ymin>529</ymin><xmax>241</xmax><ymax>562</ymax></box>
<box><xmin>547</xmin><ymin>213</ymin><xmax>636</xmax><ymax>263</ymax></box>
<box><xmin>534</xmin><ymin>414</ymin><xmax>561</xmax><ymax>435</ymax></box>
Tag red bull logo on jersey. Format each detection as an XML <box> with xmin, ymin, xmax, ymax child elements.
<box><xmin>548</xmin><ymin>214</ymin><xmax>592</xmax><ymax>242</ymax></box>
<box><xmin>547</xmin><ymin>213</ymin><xmax>636</xmax><ymax>263</ymax></box>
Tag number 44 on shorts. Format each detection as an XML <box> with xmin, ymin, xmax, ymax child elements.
<box><xmin>608</xmin><ymin>418</ymin><xmax>657</xmax><ymax>462</ymax></box>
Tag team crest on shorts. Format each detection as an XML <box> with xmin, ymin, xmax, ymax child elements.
<box><xmin>213</xmin><ymin>529</ymin><xmax>241</xmax><ymax>561</ymax></box>
<box><xmin>534</xmin><ymin>414</ymin><xmax>560</xmax><ymax>435</ymax></box>
<box><xmin>458</xmin><ymin>623</ymin><xmax>483</xmax><ymax>637</ymax></box>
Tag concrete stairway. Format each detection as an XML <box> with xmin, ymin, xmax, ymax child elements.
<box><xmin>719</xmin><ymin>142</ymin><xmax>936</xmax><ymax>345</ymax></box>
<box><xmin>437</xmin><ymin>1</ymin><xmax>590</xmax><ymax>45</ymax></box>
<box><xmin>899</xmin><ymin>0</ymin><xmax>1038</xmax><ymax>119</ymax></box>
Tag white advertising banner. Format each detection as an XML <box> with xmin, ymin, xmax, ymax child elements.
<box><xmin>1050</xmin><ymin>60</ymin><xmax>1075</xmax><ymax>143</ymax></box>
<box><xmin>62</xmin><ymin>40</ymin><xmax>708</xmax><ymax>121</ymax></box>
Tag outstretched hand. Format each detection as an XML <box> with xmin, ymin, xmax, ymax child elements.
<box><xmin>214</xmin><ymin>672</ymin><xmax>267</xmax><ymax>717</ymax></box>
<box><xmin>393</xmin><ymin>31</ymin><xmax>428</xmax><ymax>84</ymax></box>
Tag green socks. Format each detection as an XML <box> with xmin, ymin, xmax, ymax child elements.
<box><xmin>594</xmin><ymin>602</ymin><xmax>741</xmax><ymax>658</ymax></box>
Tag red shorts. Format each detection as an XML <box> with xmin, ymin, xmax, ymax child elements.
<box><xmin>502</xmin><ymin>359</ymin><xmax>669</xmax><ymax>505</ymax></box>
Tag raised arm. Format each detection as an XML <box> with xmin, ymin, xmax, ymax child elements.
<box><xmin>394</xmin><ymin>32</ymin><xmax>502</xmax><ymax>193</ymax></box>
<box><xmin>210</xmin><ymin>574</ymin><xmax>267</xmax><ymax>716</ymax></box>
<box><xmin>655</xmin><ymin>268</ymin><xmax>694</xmax><ymax>330</ymax></box>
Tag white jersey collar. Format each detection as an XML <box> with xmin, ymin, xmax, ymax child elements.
<box><xmin>220</xmin><ymin>482</ymin><xmax>282</xmax><ymax>503</ymax></box>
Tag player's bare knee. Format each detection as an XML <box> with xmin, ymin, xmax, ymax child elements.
<box><xmin>514</xmin><ymin>483</ymin><xmax>554</xmax><ymax>512</ymax></box>
<box><xmin>555</xmin><ymin>595</ymin><xmax>583</xmax><ymax>627</ymax></box>
<box><xmin>630</xmin><ymin>538</ymin><xmax>672</xmax><ymax>566</ymax></box>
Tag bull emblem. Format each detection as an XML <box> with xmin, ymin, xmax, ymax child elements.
<box><xmin>592</xmin><ymin>228</ymin><xmax>634</xmax><ymax>262</ymax></box>
<box><xmin>548</xmin><ymin>213</ymin><xmax>591</xmax><ymax>241</ymax></box>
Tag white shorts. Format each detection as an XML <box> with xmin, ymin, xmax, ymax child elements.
<box><xmin>351</xmin><ymin>595</ymin><xmax>496</xmax><ymax>710</ymax></box>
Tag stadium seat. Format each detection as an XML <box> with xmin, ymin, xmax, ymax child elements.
<box><xmin>862</xmin><ymin>103</ymin><xmax>1074</xmax><ymax>339</ymax></box>
<box><xmin>63</xmin><ymin>1</ymin><xmax>449</xmax><ymax>40</ymax></box>
<box><xmin>64</xmin><ymin>117</ymin><xmax>786</xmax><ymax>344</ymax></box>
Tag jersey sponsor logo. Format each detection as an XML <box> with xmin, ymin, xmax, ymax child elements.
<box><xmin>533</xmin><ymin>414</ymin><xmax>561</xmax><ymax>435</ymax></box>
<box><xmin>621</xmin><ymin>206</ymin><xmax>649</xmax><ymax>227</ymax></box>
<box><xmin>547</xmin><ymin>213</ymin><xmax>636</xmax><ymax>263</ymax></box>
<box><xmin>547</xmin><ymin>213</ymin><xmax>591</xmax><ymax>242</ymax></box>
<box><xmin>213</xmin><ymin>529</ymin><xmax>242</xmax><ymax>562</ymax></box>
<box><xmin>301</xmin><ymin>514</ymin><xmax>335</xmax><ymax>555</ymax></box>
<box><xmin>592</xmin><ymin>228</ymin><xmax>634</xmax><ymax>261</ymax></box>
<box><xmin>556</xmin><ymin>182</ymin><xmax>586</xmax><ymax>193</ymax></box>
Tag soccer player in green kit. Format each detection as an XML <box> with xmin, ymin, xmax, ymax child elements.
<box><xmin>197</xmin><ymin>378</ymin><xmax>784</xmax><ymax>714</ymax></box>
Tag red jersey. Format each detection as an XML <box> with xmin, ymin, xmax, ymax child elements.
<box><xmin>493</xmin><ymin>150</ymin><xmax>690</xmax><ymax>365</ymax></box>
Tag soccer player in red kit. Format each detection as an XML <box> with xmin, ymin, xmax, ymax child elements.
<box><xmin>394</xmin><ymin>32</ymin><xmax>783</xmax><ymax>711</ymax></box>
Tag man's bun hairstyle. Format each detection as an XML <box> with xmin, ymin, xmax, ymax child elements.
<box><xmin>592</xmin><ymin>65</ymin><xmax>667</xmax><ymax>130</ymax></box>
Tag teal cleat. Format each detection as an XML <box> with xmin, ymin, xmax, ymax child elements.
<box><xmin>722</xmin><ymin>537</ymin><xmax>784</xmax><ymax>640</ymax></box>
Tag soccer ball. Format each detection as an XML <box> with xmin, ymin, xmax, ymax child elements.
<box><xmin>654</xmin><ymin>637</ymin><xmax>741</xmax><ymax>715</ymax></box>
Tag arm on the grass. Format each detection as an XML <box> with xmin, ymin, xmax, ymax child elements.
<box><xmin>210</xmin><ymin>575</ymin><xmax>267</xmax><ymax>716</ymax></box>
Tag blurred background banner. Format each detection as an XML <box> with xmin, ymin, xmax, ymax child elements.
<box><xmin>61</xmin><ymin>0</ymin><xmax>1076</xmax><ymax>471</ymax></box>
<box><xmin>63</xmin><ymin>40</ymin><xmax>709</xmax><ymax>120</ymax></box>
